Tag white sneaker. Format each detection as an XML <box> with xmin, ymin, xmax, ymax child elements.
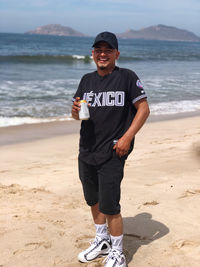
<box><xmin>78</xmin><ymin>236</ymin><xmax>111</xmax><ymax>263</ymax></box>
<box><xmin>104</xmin><ymin>249</ymin><xmax>126</xmax><ymax>267</ymax></box>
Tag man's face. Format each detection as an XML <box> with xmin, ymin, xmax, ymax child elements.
<box><xmin>92</xmin><ymin>42</ymin><xmax>120</xmax><ymax>72</ymax></box>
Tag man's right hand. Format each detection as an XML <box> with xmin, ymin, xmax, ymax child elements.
<box><xmin>71</xmin><ymin>97</ymin><xmax>80</xmax><ymax>120</ymax></box>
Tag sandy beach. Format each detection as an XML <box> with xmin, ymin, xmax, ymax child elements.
<box><xmin>0</xmin><ymin>115</ymin><xmax>200</xmax><ymax>267</ymax></box>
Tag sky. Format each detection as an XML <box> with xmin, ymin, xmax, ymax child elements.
<box><xmin>0</xmin><ymin>0</ymin><xmax>200</xmax><ymax>36</ymax></box>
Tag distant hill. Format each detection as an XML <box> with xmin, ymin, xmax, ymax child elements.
<box><xmin>117</xmin><ymin>24</ymin><xmax>200</xmax><ymax>42</ymax></box>
<box><xmin>25</xmin><ymin>24</ymin><xmax>86</xmax><ymax>37</ymax></box>
<box><xmin>25</xmin><ymin>24</ymin><xmax>200</xmax><ymax>42</ymax></box>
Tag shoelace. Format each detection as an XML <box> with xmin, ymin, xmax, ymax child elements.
<box><xmin>103</xmin><ymin>249</ymin><xmax>122</xmax><ymax>264</ymax></box>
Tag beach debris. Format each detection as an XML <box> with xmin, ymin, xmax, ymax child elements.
<box><xmin>143</xmin><ymin>201</ymin><xmax>159</xmax><ymax>206</ymax></box>
<box><xmin>179</xmin><ymin>189</ymin><xmax>200</xmax><ymax>198</ymax></box>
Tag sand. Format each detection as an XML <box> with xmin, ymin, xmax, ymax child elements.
<box><xmin>0</xmin><ymin>115</ymin><xmax>200</xmax><ymax>267</ymax></box>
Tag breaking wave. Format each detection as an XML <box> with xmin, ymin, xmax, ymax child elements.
<box><xmin>1</xmin><ymin>53</ymin><xmax>200</xmax><ymax>64</ymax></box>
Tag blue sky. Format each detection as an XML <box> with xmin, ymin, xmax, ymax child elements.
<box><xmin>0</xmin><ymin>0</ymin><xmax>200</xmax><ymax>36</ymax></box>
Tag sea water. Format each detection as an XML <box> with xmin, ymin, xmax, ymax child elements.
<box><xmin>0</xmin><ymin>33</ymin><xmax>200</xmax><ymax>127</ymax></box>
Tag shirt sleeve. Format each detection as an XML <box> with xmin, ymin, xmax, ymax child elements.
<box><xmin>127</xmin><ymin>70</ymin><xmax>147</xmax><ymax>104</ymax></box>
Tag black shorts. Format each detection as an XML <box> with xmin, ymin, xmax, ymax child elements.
<box><xmin>78</xmin><ymin>152</ymin><xmax>126</xmax><ymax>215</ymax></box>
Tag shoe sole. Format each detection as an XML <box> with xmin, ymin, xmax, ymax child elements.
<box><xmin>78</xmin><ymin>252</ymin><xmax>110</xmax><ymax>263</ymax></box>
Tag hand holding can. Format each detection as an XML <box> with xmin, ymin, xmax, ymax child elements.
<box><xmin>79</xmin><ymin>100</ymin><xmax>90</xmax><ymax>120</ymax></box>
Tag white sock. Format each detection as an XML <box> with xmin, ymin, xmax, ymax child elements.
<box><xmin>95</xmin><ymin>223</ymin><xmax>109</xmax><ymax>239</ymax></box>
<box><xmin>110</xmin><ymin>234</ymin><xmax>123</xmax><ymax>252</ymax></box>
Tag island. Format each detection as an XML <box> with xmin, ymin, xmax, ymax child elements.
<box><xmin>25</xmin><ymin>24</ymin><xmax>86</xmax><ymax>37</ymax></box>
<box><xmin>117</xmin><ymin>24</ymin><xmax>200</xmax><ymax>42</ymax></box>
<box><xmin>25</xmin><ymin>24</ymin><xmax>200</xmax><ymax>42</ymax></box>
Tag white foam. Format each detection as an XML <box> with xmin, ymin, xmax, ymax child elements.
<box><xmin>150</xmin><ymin>99</ymin><xmax>200</xmax><ymax>115</ymax></box>
<box><xmin>0</xmin><ymin>115</ymin><xmax>73</xmax><ymax>127</ymax></box>
<box><xmin>72</xmin><ymin>55</ymin><xmax>85</xmax><ymax>59</ymax></box>
<box><xmin>0</xmin><ymin>78</ymin><xmax>79</xmax><ymax>98</ymax></box>
<box><xmin>6</xmin><ymin>81</ymin><xmax>14</xmax><ymax>85</ymax></box>
<box><xmin>72</xmin><ymin>55</ymin><xmax>93</xmax><ymax>60</ymax></box>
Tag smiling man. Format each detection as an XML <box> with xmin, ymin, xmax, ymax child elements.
<box><xmin>71</xmin><ymin>32</ymin><xmax>150</xmax><ymax>267</ymax></box>
<box><xmin>92</xmin><ymin>42</ymin><xmax>120</xmax><ymax>72</ymax></box>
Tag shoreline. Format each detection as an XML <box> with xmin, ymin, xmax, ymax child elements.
<box><xmin>0</xmin><ymin>120</ymin><xmax>81</xmax><ymax>146</ymax></box>
<box><xmin>1</xmin><ymin>110</ymin><xmax>200</xmax><ymax>146</ymax></box>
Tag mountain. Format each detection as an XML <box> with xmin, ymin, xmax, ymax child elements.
<box><xmin>25</xmin><ymin>24</ymin><xmax>86</xmax><ymax>37</ymax></box>
<box><xmin>117</xmin><ymin>25</ymin><xmax>200</xmax><ymax>42</ymax></box>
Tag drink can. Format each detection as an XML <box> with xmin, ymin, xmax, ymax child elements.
<box><xmin>79</xmin><ymin>100</ymin><xmax>90</xmax><ymax>120</ymax></box>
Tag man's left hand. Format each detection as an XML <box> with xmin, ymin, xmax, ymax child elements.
<box><xmin>113</xmin><ymin>136</ymin><xmax>132</xmax><ymax>157</ymax></box>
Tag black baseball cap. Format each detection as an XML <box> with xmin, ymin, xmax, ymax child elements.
<box><xmin>92</xmin><ymin>32</ymin><xmax>118</xmax><ymax>50</ymax></box>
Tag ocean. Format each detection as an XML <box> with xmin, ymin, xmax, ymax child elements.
<box><xmin>0</xmin><ymin>33</ymin><xmax>200</xmax><ymax>127</ymax></box>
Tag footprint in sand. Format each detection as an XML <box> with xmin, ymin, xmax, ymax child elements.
<box><xmin>25</xmin><ymin>241</ymin><xmax>52</xmax><ymax>249</ymax></box>
<box><xmin>179</xmin><ymin>189</ymin><xmax>200</xmax><ymax>198</ymax></box>
<box><xmin>143</xmin><ymin>201</ymin><xmax>159</xmax><ymax>206</ymax></box>
<box><xmin>138</xmin><ymin>200</ymin><xmax>159</xmax><ymax>209</ymax></box>
<box><xmin>46</xmin><ymin>219</ymin><xmax>66</xmax><ymax>229</ymax></box>
<box><xmin>62</xmin><ymin>261</ymin><xmax>102</xmax><ymax>267</ymax></box>
<box><xmin>0</xmin><ymin>169</ymin><xmax>10</xmax><ymax>173</ymax></box>
<box><xmin>57</xmin><ymin>230</ymin><xmax>65</xmax><ymax>237</ymax></box>
<box><xmin>145</xmin><ymin>178</ymin><xmax>169</xmax><ymax>186</ymax></box>
<box><xmin>38</xmin><ymin>226</ymin><xmax>46</xmax><ymax>230</ymax></box>
<box><xmin>0</xmin><ymin>184</ymin><xmax>22</xmax><ymax>194</ymax></box>
<box><xmin>75</xmin><ymin>235</ymin><xmax>94</xmax><ymax>249</ymax></box>
<box><xmin>29</xmin><ymin>187</ymin><xmax>51</xmax><ymax>194</ymax></box>
<box><xmin>53</xmin><ymin>257</ymin><xmax>84</xmax><ymax>267</ymax></box>
<box><xmin>62</xmin><ymin>200</ymin><xmax>82</xmax><ymax>209</ymax></box>
<box><xmin>13</xmin><ymin>241</ymin><xmax>52</xmax><ymax>255</ymax></box>
<box><xmin>124</xmin><ymin>233</ymin><xmax>151</xmax><ymax>241</ymax></box>
<box><xmin>171</xmin><ymin>239</ymin><xmax>200</xmax><ymax>250</ymax></box>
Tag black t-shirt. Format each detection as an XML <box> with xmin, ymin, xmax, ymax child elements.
<box><xmin>73</xmin><ymin>66</ymin><xmax>147</xmax><ymax>165</ymax></box>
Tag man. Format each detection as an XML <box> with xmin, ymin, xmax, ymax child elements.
<box><xmin>71</xmin><ymin>32</ymin><xmax>150</xmax><ymax>267</ymax></box>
